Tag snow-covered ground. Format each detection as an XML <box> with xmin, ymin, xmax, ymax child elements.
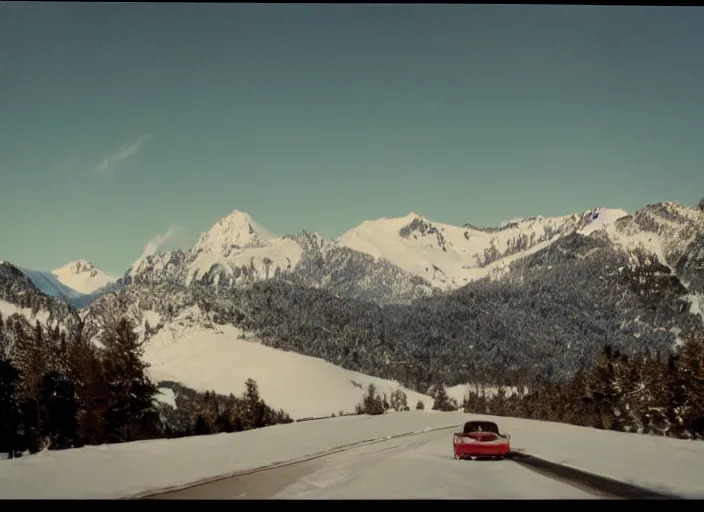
<box><xmin>498</xmin><ymin>413</ymin><xmax>704</xmax><ymax>498</ymax></box>
<box><xmin>143</xmin><ymin>311</ymin><xmax>527</xmax><ymax>419</ymax></box>
<box><xmin>144</xmin><ymin>323</ymin><xmax>434</xmax><ymax>419</ymax></box>
<box><xmin>159</xmin><ymin>427</ymin><xmax>600</xmax><ymax>499</ymax></box>
<box><xmin>2</xmin><ymin>411</ymin><xmax>703</xmax><ymax>499</ymax></box>
<box><xmin>270</xmin><ymin>430</ymin><xmax>596</xmax><ymax>499</ymax></box>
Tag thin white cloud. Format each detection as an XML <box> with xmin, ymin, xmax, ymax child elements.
<box><xmin>131</xmin><ymin>224</ymin><xmax>186</xmax><ymax>271</ymax></box>
<box><xmin>95</xmin><ymin>134</ymin><xmax>151</xmax><ymax>176</ymax></box>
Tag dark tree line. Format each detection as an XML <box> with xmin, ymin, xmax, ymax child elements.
<box><xmin>155</xmin><ymin>379</ymin><xmax>292</xmax><ymax>438</ymax></box>
<box><xmin>353</xmin><ymin>383</ymin><xmax>458</xmax><ymax>416</ymax></box>
<box><xmin>0</xmin><ymin>311</ymin><xmax>160</xmax><ymax>456</ymax></box>
<box><xmin>0</xmin><ymin>311</ymin><xmax>292</xmax><ymax>458</ymax></box>
<box><xmin>463</xmin><ymin>332</ymin><xmax>704</xmax><ymax>440</ymax></box>
<box><xmin>354</xmin><ymin>384</ymin><xmax>414</xmax><ymax>415</ymax></box>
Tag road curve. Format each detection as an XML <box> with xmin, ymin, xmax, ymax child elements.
<box><xmin>146</xmin><ymin>428</ymin><xmax>608</xmax><ymax>499</ymax></box>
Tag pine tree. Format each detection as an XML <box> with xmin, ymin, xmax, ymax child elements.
<box><xmin>59</xmin><ymin>331</ymin><xmax>67</xmax><ymax>355</ymax></box>
<box><xmin>665</xmin><ymin>353</ymin><xmax>688</xmax><ymax>436</ymax></box>
<box><xmin>38</xmin><ymin>371</ymin><xmax>78</xmax><ymax>450</ymax></box>
<box><xmin>74</xmin><ymin>350</ymin><xmax>108</xmax><ymax>445</ymax></box>
<box><xmin>13</xmin><ymin>320</ymin><xmax>51</xmax><ymax>452</ymax></box>
<box><xmin>0</xmin><ymin>357</ymin><xmax>21</xmax><ymax>457</ymax></box>
<box><xmin>198</xmin><ymin>390</ymin><xmax>222</xmax><ymax>432</ymax></box>
<box><xmin>67</xmin><ymin>320</ymin><xmax>109</xmax><ymax>445</ymax></box>
<box><xmin>390</xmin><ymin>389</ymin><xmax>410</xmax><ymax>411</ymax></box>
<box><xmin>640</xmin><ymin>350</ymin><xmax>669</xmax><ymax>435</ymax></box>
<box><xmin>0</xmin><ymin>314</ymin><xmax>6</xmax><ymax>360</ymax></box>
<box><xmin>101</xmin><ymin>317</ymin><xmax>161</xmax><ymax>443</ymax></box>
<box><xmin>241</xmin><ymin>378</ymin><xmax>266</xmax><ymax>429</ymax></box>
<box><xmin>416</xmin><ymin>399</ymin><xmax>425</xmax><ymax>410</ymax></box>
<box><xmin>359</xmin><ymin>383</ymin><xmax>385</xmax><ymax>415</ymax></box>
<box><xmin>588</xmin><ymin>345</ymin><xmax>624</xmax><ymax>431</ymax></box>
<box><xmin>216</xmin><ymin>408</ymin><xmax>234</xmax><ymax>433</ymax></box>
<box><xmin>490</xmin><ymin>386</ymin><xmax>508</xmax><ymax>416</ymax></box>
<box><xmin>432</xmin><ymin>383</ymin><xmax>453</xmax><ymax>411</ymax></box>
<box><xmin>674</xmin><ymin>333</ymin><xmax>704</xmax><ymax>437</ymax></box>
<box><xmin>47</xmin><ymin>325</ymin><xmax>61</xmax><ymax>355</ymax></box>
<box><xmin>193</xmin><ymin>414</ymin><xmax>211</xmax><ymax>436</ymax></box>
<box><xmin>14</xmin><ymin>321</ymin><xmax>49</xmax><ymax>398</ymax></box>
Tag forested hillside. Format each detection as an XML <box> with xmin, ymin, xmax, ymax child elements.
<box><xmin>0</xmin><ymin>311</ymin><xmax>292</xmax><ymax>458</ymax></box>
<box><xmin>203</xmin><ymin>231</ymin><xmax>701</xmax><ymax>390</ymax></box>
<box><xmin>460</xmin><ymin>333</ymin><xmax>704</xmax><ymax>440</ymax></box>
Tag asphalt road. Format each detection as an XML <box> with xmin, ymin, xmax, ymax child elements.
<box><xmin>146</xmin><ymin>428</ymin><xmax>609</xmax><ymax>499</ymax></box>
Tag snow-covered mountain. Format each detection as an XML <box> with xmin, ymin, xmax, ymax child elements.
<box><xmin>337</xmin><ymin>207</ymin><xmax>629</xmax><ymax>288</ymax></box>
<box><xmin>17</xmin><ymin>266</ymin><xmax>86</xmax><ymax>302</ymax></box>
<box><xmin>16</xmin><ymin>260</ymin><xmax>117</xmax><ymax>309</ymax></box>
<box><xmin>87</xmin><ymin>201</ymin><xmax>702</xmax><ymax>383</ymax></box>
<box><xmin>604</xmin><ymin>202</ymin><xmax>704</xmax><ymax>319</ymax></box>
<box><xmin>11</xmin><ymin>202</ymin><xmax>698</xmax><ymax>312</ymax></box>
<box><xmin>0</xmin><ymin>260</ymin><xmax>78</xmax><ymax>329</ymax></box>
<box><xmin>50</xmin><ymin>260</ymin><xmax>117</xmax><ymax>295</ymax></box>
<box><xmin>124</xmin><ymin>206</ymin><xmax>634</xmax><ymax>304</ymax></box>
<box><xmin>2</xmin><ymin>200</ymin><xmax>702</xmax><ymax>395</ymax></box>
<box><xmin>127</xmin><ymin>210</ymin><xmax>296</xmax><ymax>286</ymax></box>
<box><xmin>125</xmin><ymin>209</ymin><xmax>433</xmax><ymax>304</ymax></box>
<box><xmin>4</xmin><ymin>202</ymin><xmax>703</xmax><ymax>321</ymax></box>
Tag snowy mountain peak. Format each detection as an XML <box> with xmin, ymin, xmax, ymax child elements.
<box><xmin>193</xmin><ymin>209</ymin><xmax>276</xmax><ymax>255</ymax></box>
<box><xmin>50</xmin><ymin>260</ymin><xmax>116</xmax><ymax>295</ymax></box>
<box><xmin>577</xmin><ymin>207</ymin><xmax>629</xmax><ymax>236</ymax></box>
<box><xmin>53</xmin><ymin>259</ymin><xmax>97</xmax><ymax>277</ymax></box>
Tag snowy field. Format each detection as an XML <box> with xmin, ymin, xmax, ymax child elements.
<box><xmin>144</xmin><ymin>322</ymin><xmax>435</xmax><ymax>419</ymax></box>
<box><xmin>142</xmin><ymin>312</ymin><xmax>530</xmax><ymax>420</ymax></box>
<box><xmin>1</xmin><ymin>411</ymin><xmax>704</xmax><ymax>499</ymax></box>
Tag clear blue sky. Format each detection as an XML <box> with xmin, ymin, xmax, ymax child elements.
<box><xmin>1</xmin><ymin>4</ymin><xmax>703</xmax><ymax>276</ymax></box>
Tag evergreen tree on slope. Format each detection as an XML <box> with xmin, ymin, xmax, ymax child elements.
<box><xmin>101</xmin><ymin>316</ymin><xmax>161</xmax><ymax>443</ymax></box>
<box><xmin>66</xmin><ymin>319</ymin><xmax>109</xmax><ymax>445</ymax></box>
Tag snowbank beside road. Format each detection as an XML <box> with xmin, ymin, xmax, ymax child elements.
<box><xmin>493</xmin><ymin>414</ymin><xmax>704</xmax><ymax>499</ymax></box>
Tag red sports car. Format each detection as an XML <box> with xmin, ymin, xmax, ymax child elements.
<box><xmin>453</xmin><ymin>420</ymin><xmax>511</xmax><ymax>460</ymax></box>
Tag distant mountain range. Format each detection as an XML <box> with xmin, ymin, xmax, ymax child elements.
<box><xmin>12</xmin><ymin>259</ymin><xmax>117</xmax><ymax>309</ymax></box>
<box><xmin>10</xmin><ymin>206</ymin><xmax>630</xmax><ymax>304</ymax></box>
<box><xmin>2</xmin><ymin>200</ymin><xmax>703</xmax><ymax>393</ymax></box>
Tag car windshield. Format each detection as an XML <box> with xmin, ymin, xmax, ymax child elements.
<box><xmin>463</xmin><ymin>422</ymin><xmax>500</xmax><ymax>434</ymax></box>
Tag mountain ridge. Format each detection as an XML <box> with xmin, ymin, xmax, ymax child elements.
<box><xmin>14</xmin><ymin>259</ymin><xmax>117</xmax><ymax>309</ymax></box>
<box><xmin>2</xmin><ymin>199</ymin><xmax>702</xmax><ymax>392</ymax></box>
<box><xmin>120</xmin><ymin>205</ymin><xmax>631</xmax><ymax>303</ymax></box>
